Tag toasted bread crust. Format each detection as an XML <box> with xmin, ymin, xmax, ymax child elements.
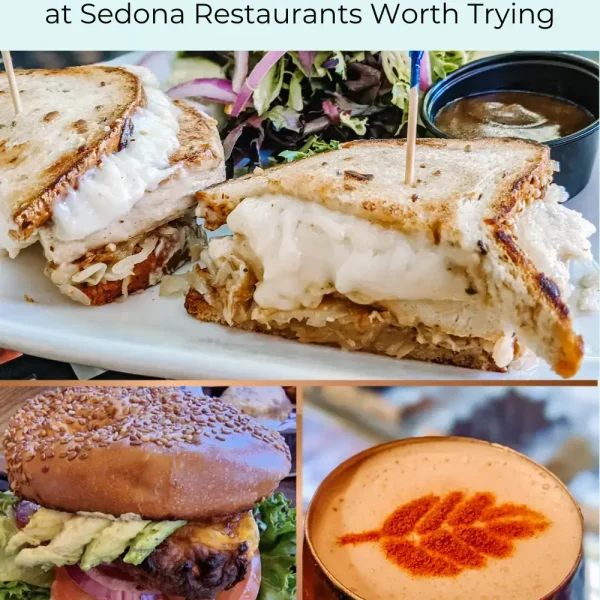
<box><xmin>490</xmin><ymin>227</ymin><xmax>583</xmax><ymax>378</ymax></box>
<box><xmin>170</xmin><ymin>101</ymin><xmax>223</xmax><ymax>167</ymax></box>
<box><xmin>3</xmin><ymin>67</ymin><xmax>146</xmax><ymax>239</ymax></box>
<box><xmin>196</xmin><ymin>138</ymin><xmax>551</xmax><ymax>237</ymax></box>
<box><xmin>184</xmin><ymin>289</ymin><xmax>504</xmax><ymax>372</ymax></box>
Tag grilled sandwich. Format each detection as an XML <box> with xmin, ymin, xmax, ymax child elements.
<box><xmin>186</xmin><ymin>138</ymin><xmax>595</xmax><ymax>378</ymax></box>
<box><xmin>0</xmin><ymin>65</ymin><xmax>225</xmax><ymax>305</ymax></box>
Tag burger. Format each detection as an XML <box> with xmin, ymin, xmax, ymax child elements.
<box><xmin>0</xmin><ymin>387</ymin><xmax>295</xmax><ymax>600</ymax></box>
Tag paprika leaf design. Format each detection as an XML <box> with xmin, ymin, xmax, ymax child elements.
<box><xmin>339</xmin><ymin>492</ymin><xmax>550</xmax><ymax>577</ymax></box>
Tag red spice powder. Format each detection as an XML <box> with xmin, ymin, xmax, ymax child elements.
<box><xmin>421</xmin><ymin>529</ymin><xmax>486</xmax><ymax>569</ymax></box>
<box><xmin>416</xmin><ymin>491</ymin><xmax>464</xmax><ymax>534</ymax></box>
<box><xmin>383</xmin><ymin>538</ymin><xmax>461</xmax><ymax>577</ymax></box>
<box><xmin>482</xmin><ymin>503</ymin><xmax>545</xmax><ymax>521</ymax></box>
<box><xmin>454</xmin><ymin>525</ymin><xmax>513</xmax><ymax>558</ymax></box>
<box><xmin>337</xmin><ymin>491</ymin><xmax>551</xmax><ymax>579</ymax></box>
<box><xmin>487</xmin><ymin>519</ymin><xmax>549</xmax><ymax>539</ymax></box>
<box><xmin>338</xmin><ymin>531</ymin><xmax>381</xmax><ymax>545</ymax></box>
<box><xmin>447</xmin><ymin>492</ymin><xmax>495</xmax><ymax>526</ymax></box>
<box><xmin>382</xmin><ymin>494</ymin><xmax>439</xmax><ymax>538</ymax></box>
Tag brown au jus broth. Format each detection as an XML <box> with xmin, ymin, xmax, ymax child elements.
<box><xmin>434</xmin><ymin>91</ymin><xmax>595</xmax><ymax>143</ymax></box>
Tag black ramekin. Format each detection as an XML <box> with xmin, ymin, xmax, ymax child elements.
<box><xmin>421</xmin><ymin>52</ymin><xmax>599</xmax><ymax>197</ymax></box>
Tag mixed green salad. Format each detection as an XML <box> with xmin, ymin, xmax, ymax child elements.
<box><xmin>159</xmin><ymin>51</ymin><xmax>473</xmax><ymax>174</ymax></box>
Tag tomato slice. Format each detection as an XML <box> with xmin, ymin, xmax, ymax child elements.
<box><xmin>51</xmin><ymin>568</ymin><xmax>97</xmax><ymax>600</ymax></box>
<box><xmin>51</xmin><ymin>554</ymin><xmax>261</xmax><ymax>600</ymax></box>
<box><xmin>219</xmin><ymin>554</ymin><xmax>261</xmax><ymax>600</ymax></box>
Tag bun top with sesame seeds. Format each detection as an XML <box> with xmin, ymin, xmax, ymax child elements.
<box><xmin>2</xmin><ymin>386</ymin><xmax>291</xmax><ymax>520</ymax></box>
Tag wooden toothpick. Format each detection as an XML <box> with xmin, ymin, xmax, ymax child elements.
<box><xmin>404</xmin><ymin>51</ymin><xmax>424</xmax><ymax>187</ymax></box>
<box><xmin>1</xmin><ymin>51</ymin><xmax>23</xmax><ymax>115</ymax></box>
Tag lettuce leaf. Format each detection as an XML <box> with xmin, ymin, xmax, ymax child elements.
<box><xmin>0</xmin><ymin>494</ymin><xmax>53</xmax><ymax>591</ymax></box>
<box><xmin>330</xmin><ymin>51</ymin><xmax>347</xmax><ymax>79</ymax></box>
<box><xmin>429</xmin><ymin>50</ymin><xmax>472</xmax><ymax>83</ymax></box>
<box><xmin>0</xmin><ymin>581</ymin><xmax>50</xmax><ymax>600</ymax></box>
<box><xmin>287</xmin><ymin>70</ymin><xmax>304</xmax><ymax>112</ymax></box>
<box><xmin>339</xmin><ymin>112</ymin><xmax>368</xmax><ymax>135</ymax></box>
<box><xmin>0</xmin><ymin>495</ymin><xmax>17</xmax><ymax>518</ymax></box>
<box><xmin>278</xmin><ymin>136</ymin><xmax>340</xmax><ymax>163</ymax></box>
<box><xmin>254</xmin><ymin>58</ymin><xmax>286</xmax><ymax>116</ymax></box>
<box><xmin>264</xmin><ymin>106</ymin><xmax>302</xmax><ymax>133</ymax></box>
<box><xmin>254</xmin><ymin>494</ymin><xmax>296</xmax><ymax>600</ymax></box>
<box><xmin>313</xmin><ymin>52</ymin><xmax>334</xmax><ymax>78</ymax></box>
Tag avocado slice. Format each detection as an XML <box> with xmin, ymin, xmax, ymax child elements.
<box><xmin>7</xmin><ymin>509</ymin><xmax>72</xmax><ymax>555</ymax></box>
<box><xmin>15</xmin><ymin>516</ymin><xmax>110</xmax><ymax>570</ymax></box>
<box><xmin>123</xmin><ymin>520</ymin><xmax>186</xmax><ymax>566</ymax></box>
<box><xmin>79</xmin><ymin>519</ymin><xmax>149</xmax><ymax>571</ymax></box>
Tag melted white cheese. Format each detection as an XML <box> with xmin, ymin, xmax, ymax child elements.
<box><xmin>224</xmin><ymin>194</ymin><xmax>477</xmax><ymax>311</ymax></box>
<box><xmin>513</xmin><ymin>184</ymin><xmax>595</xmax><ymax>298</ymax></box>
<box><xmin>51</xmin><ymin>66</ymin><xmax>181</xmax><ymax>242</ymax></box>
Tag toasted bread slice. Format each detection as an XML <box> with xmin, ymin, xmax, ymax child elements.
<box><xmin>193</xmin><ymin>139</ymin><xmax>586</xmax><ymax>377</ymax></box>
<box><xmin>42</xmin><ymin>102</ymin><xmax>225</xmax><ymax>305</ymax></box>
<box><xmin>40</xmin><ymin>101</ymin><xmax>224</xmax><ymax>265</ymax></box>
<box><xmin>197</xmin><ymin>138</ymin><xmax>552</xmax><ymax>241</ymax></box>
<box><xmin>0</xmin><ymin>66</ymin><xmax>146</xmax><ymax>240</ymax></box>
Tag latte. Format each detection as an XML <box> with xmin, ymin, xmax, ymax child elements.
<box><xmin>307</xmin><ymin>437</ymin><xmax>583</xmax><ymax>600</ymax></box>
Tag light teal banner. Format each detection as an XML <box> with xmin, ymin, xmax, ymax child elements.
<box><xmin>2</xmin><ymin>0</ymin><xmax>598</xmax><ymax>50</ymax></box>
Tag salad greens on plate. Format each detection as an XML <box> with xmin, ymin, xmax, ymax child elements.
<box><xmin>254</xmin><ymin>494</ymin><xmax>297</xmax><ymax>600</ymax></box>
<box><xmin>159</xmin><ymin>51</ymin><xmax>473</xmax><ymax>174</ymax></box>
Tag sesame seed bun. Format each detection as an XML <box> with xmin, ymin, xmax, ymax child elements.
<box><xmin>2</xmin><ymin>387</ymin><xmax>291</xmax><ymax>520</ymax></box>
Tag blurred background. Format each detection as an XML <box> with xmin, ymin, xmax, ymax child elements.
<box><xmin>303</xmin><ymin>386</ymin><xmax>599</xmax><ymax>599</ymax></box>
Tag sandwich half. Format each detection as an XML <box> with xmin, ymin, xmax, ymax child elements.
<box><xmin>187</xmin><ymin>138</ymin><xmax>595</xmax><ymax>378</ymax></box>
<box><xmin>0</xmin><ymin>65</ymin><xmax>225</xmax><ymax>305</ymax></box>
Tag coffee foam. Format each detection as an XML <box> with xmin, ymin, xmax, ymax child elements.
<box><xmin>309</xmin><ymin>438</ymin><xmax>582</xmax><ymax>600</ymax></box>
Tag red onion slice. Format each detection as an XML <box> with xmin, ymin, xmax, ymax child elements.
<box><xmin>15</xmin><ymin>500</ymin><xmax>39</xmax><ymax>529</ymax></box>
<box><xmin>322</xmin><ymin>100</ymin><xmax>340</xmax><ymax>123</ymax></box>
<box><xmin>232</xmin><ymin>51</ymin><xmax>250</xmax><ymax>93</ymax></box>
<box><xmin>419</xmin><ymin>53</ymin><xmax>432</xmax><ymax>92</ymax></box>
<box><xmin>231</xmin><ymin>51</ymin><xmax>287</xmax><ymax>117</ymax></box>
<box><xmin>167</xmin><ymin>78</ymin><xmax>238</xmax><ymax>104</ymax></box>
<box><xmin>65</xmin><ymin>565</ymin><xmax>160</xmax><ymax>600</ymax></box>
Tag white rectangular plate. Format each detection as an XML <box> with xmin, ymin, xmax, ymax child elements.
<box><xmin>0</xmin><ymin>246</ymin><xmax>597</xmax><ymax>380</ymax></box>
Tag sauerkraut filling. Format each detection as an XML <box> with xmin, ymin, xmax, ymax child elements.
<box><xmin>189</xmin><ymin>186</ymin><xmax>594</xmax><ymax>369</ymax></box>
<box><xmin>188</xmin><ymin>238</ymin><xmax>511</xmax><ymax>369</ymax></box>
<box><xmin>46</xmin><ymin>218</ymin><xmax>201</xmax><ymax>305</ymax></box>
